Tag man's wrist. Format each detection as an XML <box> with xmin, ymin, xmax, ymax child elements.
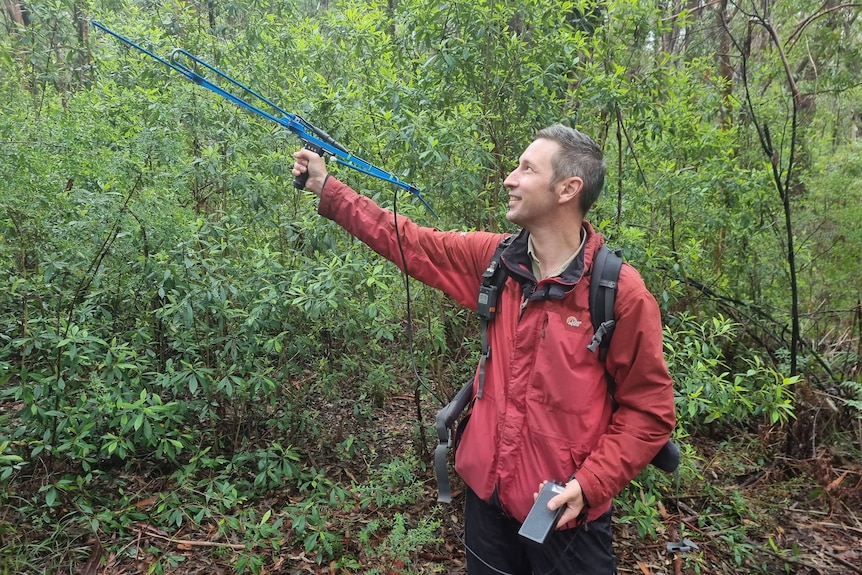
<box><xmin>321</xmin><ymin>174</ymin><xmax>330</xmax><ymax>194</ymax></box>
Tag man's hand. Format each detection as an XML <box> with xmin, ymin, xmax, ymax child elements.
<box><xmin>292</xmin><ymin>148</ymin><xmax>329</xmax><ymax>197</ymax></box>
<box><xmin>536</xmin><ymin>479</ymin><xmax>586</xmax><ymax>528</ymax></box>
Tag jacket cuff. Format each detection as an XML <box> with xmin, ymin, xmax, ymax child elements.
<box><xmin>317</xmin><ymin>175</ymin><xmax>340</xmax><ymax>217</ymax></box>
<box><xmin>574</xmin><ymin>466</ymin><xmax>604</xmax><ymax>516</ymax></box>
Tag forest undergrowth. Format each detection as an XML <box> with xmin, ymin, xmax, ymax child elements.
<box><xmin>2</xmin><ymin>380</ymin><xmax>860</xmax><ymax>575</ymax></box>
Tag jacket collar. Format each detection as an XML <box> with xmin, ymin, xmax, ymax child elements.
<box><xmin>501</xmin><ymin>222</ymin><xmax>604</xmax><ymax>302</ymax></box>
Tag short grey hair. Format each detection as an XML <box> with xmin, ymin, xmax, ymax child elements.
<box><xmin>535</xmin><ymin>124</ymin><xmax>606</xmax><ymax>215</ymax></box>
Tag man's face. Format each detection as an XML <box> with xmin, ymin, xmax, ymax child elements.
<box><xmin>503</xmin><ymin>138</ymin><xmax>560</xmax><ymax>228</ymax></box>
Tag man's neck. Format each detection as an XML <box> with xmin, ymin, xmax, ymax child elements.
<box><xmin>528</xmin><ymin>220</ymin><xmax>585</xmax><ymax>278</ymax></box>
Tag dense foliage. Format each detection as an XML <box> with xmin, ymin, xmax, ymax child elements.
<box><xmin>1</xmin><ymin>1</ymin><xmax>860</xmax><ymax>573</ymax></box>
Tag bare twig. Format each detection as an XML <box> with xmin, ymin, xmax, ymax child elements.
<box><xmin>137</xmin><ymin>523</ymin><xmax>246</xmax><ymax>551</ymax></box>
<box><xmin>786</xmin><ymin>3</ymin><xmax>862</xmax><ymax>52</ymax></box>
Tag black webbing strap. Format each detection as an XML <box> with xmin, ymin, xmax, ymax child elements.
<box><xmin>587</xmin><ymin>245</ymin><xmax>622</xmax><ymax>361</ymax></box>
<box><xmin>476</xmin><ymin>316</ymin><xmax>492</xmax><ymax>400</ymax></box>
<box><xmin>474</xmin><ymin>234</ymin><xmax>514</xmax><ymax>399</ymax></box>
<box><xmin>435</xmin><ymin>235</ymin><xmax>513</xmax><ymax>502</ymax></box>
<box><xmin>434</xmin><ymin>379</ymin><xmax>474</xmax><ymax>503</ymax></box>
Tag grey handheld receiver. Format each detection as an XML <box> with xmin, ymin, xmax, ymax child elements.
<box><xmin>518</xmin><ymin>482</ymin><xmax>566</xmax><ymax>546</ymax></box>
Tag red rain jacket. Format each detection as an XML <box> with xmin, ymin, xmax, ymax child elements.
<box><xmin>318</xmin><ymin>177</ymin><xmax>676</xmax><ymax>524</ymax></box>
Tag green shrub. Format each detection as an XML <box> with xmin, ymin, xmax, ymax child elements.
<box><xmin>665</xmin><ymin>313</ymin><xmax>797</xmax><ymax>430</ymax></box>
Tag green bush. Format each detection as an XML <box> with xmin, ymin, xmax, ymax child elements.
<box><xmin>664</xmin><ymin>313</ymin><xmax>797</xmax><ymax>430</ymax></box>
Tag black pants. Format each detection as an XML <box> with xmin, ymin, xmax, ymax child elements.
<box><xmin>464</xmin><ymin>488</ymin><xmax>617</xmax><ymax>575</ymax></box>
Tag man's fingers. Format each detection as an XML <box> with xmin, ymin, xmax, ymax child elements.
<box><xmin>556</xmin><ymin>507</ymin><xmax>579</xmax><ymax>528</ymax></box>
<box><xmin>293</xmin><ymin>148</ymin><xmax>309</xmax><ymax>160</ymax></box>
<box><xmin>291</xmin><ymin>148</ymin><xmax>328</xmax><ymax>196</ymax></box>
<box><xmin>548</xmin><ymin>493</ymin><xmax>566</xmax><ymax>511</ymax></box>
<box><xmin>533</xmin><ymin>480</ymin><xmax>550</xmax><ymax>502</ymax></box>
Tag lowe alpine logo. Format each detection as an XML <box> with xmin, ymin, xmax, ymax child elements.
<box><xmin>566</xmin><ymin>316</ymin><xmax>582</xmax><ymax>327</ymax></box>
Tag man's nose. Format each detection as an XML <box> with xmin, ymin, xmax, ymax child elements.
<box><xmin>503</xmin><ymin>170</ymin><xmax>517</xmax><ymax>188</ymax></box>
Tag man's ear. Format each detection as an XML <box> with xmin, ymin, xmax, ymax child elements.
<box><xmin>558</xmin><ymin>177</ymin><xmax>583</xmax><ymax>205</ymax></box>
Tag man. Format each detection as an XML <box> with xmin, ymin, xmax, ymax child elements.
<box><xmin>293</xmin><ymin>124</ymin><xmax>675</xmax><ymax>574</ymax></box>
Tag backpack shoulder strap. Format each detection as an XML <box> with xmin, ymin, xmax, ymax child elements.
<box><xmin>587</xmin><ymin>245</ymin><xmax>623</xmax><ymax>364</ymax></box>
<box><xmin>587</xmin><ymin>245</ymin><xmax>682</xmax><ymax>473</ymax></box>
<box><xmin>475</xmin><ymin>234</ymin><xmax>514</xmax><ymax>398</ymax></box>
<box><xmin>434</xmin><ymin>233</ymin><xmax>514</xmax><ymax>502</ymax></box>
<box><xmin>476</xmin><ymin>234</ymin><xmax>515</xmax><ymax>322</ymax></box>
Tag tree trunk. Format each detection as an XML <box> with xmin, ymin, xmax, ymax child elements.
<box><xmin>716</xmin><ymin>0</ymin><xmax>734</xmax><ymax>130</ymax></box>
<box><xmin>3</xmin><ymin>0</ymin><xmax>26</xmax><ymax>27</ymax></box>
<box><xmin>72</xmin><ymin>2</ymin><xmax>92</xmax><ymax>86</ymax></box>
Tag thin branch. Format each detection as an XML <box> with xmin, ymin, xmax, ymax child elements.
<box><xmin>66</xmin><ymin>174</ymin><xmax>142</xmax><ymax>333</ymax></box>
<box><xmin>786</xmin><ymin>3</ymin><xmax>862</xmax><ymax>53</ymax></box>
<box><xmin>660</xmin><ymin>0</ymin><xmax>722</xmax><ymax>22</ymax></box>
<box><xmin>137</xmin><ymin>523</ymin><xmax>246</xmax><ymax>551</ymax></box>
<box><xmin>677</xmin><ymin>269</ymin><xmax>841</xmax><ymax>384</ymax></box>
<box><xmin>759</xmin><ymin>19</ymin><xmax>804</xmax><ymax>108</ymax></box>
<box><xmin>614</xmin><ymin>106</ymin><xmax>649</xmax><ymax>190</ymax></box>
<box><xmin>729</xmin><ymin>7</ymin><xmax>803</xmax><ymax>376</ymax></box>
<box><xmin>723</xmin><ymin>17</ymin><xmax>771</xmax><ymax>164</ymax></box>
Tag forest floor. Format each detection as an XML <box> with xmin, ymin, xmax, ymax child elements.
<box><xmin>4</xmin><ymin>390</ymin><xmax>861</xmax><ymax>575</ymax></box>
<box><xmin>349</xmin><ymin>394</ymin><xmax>862</xmax><ymax>575</ymax></box>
